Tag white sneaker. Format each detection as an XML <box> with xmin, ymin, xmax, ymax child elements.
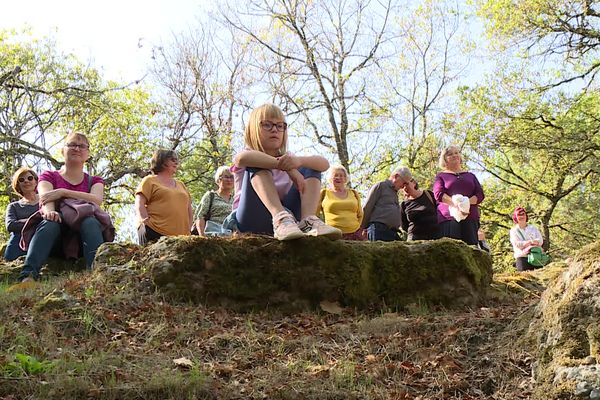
<box><xmin>273</xmin><ymin>210</ymin><xmax>305</xmax><ymax>241</ymax></box>
<box><xmin>298</xmin><ymin>216</ymin><xmax>342</xmax><ymax>240</ymax></box>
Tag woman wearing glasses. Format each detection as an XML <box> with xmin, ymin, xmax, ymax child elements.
<box><xmin>17</xmin><ymin>132</ymin><xmax>114</xmax><ymax>282</ymax></box>
<box><xmin>135</xmin><ymin>149</ymin><xmax>193</xmax><ymax>245</ymax></box>
<box><xmin>193</xmin><ymin>166</ymin><xmax>234</xmax><ymax>236</ymax></box>
<box><xmin>398</xmin><ymin>167</ymin><xmax>440</xmax><ymax>241</ymax></box>
<box><xmin>232</xmin><ymin>103</ymin><xmax>341</xmax><ymax>240</ymax></box>
<box><xmin>4</xmin><ymin>167</ymin><xmax>40</xmax><ymax>261</ymax></box>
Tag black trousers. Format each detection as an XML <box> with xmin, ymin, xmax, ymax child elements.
<box><xmin>137</xmin><ymin>224</ymin><xmax>163</xmax><ymax>246</ymax></box>
<box><xmin>439</xmin><ymin>219</ymin><xmax>478</xmax><ymax>245</ymax></box>
<box><xmin>515</xmin><ymin>257</ymin><xmax>536</xmax><ymax>272</ymax></box>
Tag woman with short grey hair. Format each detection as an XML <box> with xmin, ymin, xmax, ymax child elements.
<box><xmin>194</xmin><ymin>166</ymin><xmax>234</xmax><ymax>236</ymax></box>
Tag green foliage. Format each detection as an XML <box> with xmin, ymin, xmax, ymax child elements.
<box><xmin>457</xmin><ymin>80</ymin><xmax>600</xmax><ymax>260</ymax></box>
<box><xmin>0</xmin><ymin>196</ymin><xmax>8</xmax><ymax>242</ymax></box>
<box><xmin>1</xmin><ymin>29</ymin><xmax>159</xmax><ymax>237</ymax></box>
<box><xmin>473</xmin><ymin>0</ymin><xmax>600</xmax><ymax>87</ymax></box>
<box><xmin>3</xmin><ymin>353</ymin><xmax>55</xmax><ymax>377</ymax></box>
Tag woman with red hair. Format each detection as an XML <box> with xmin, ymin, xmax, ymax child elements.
<box><xmin>509</xmin><ymin>207</ymin><xmax>543</xmax><ymax>271</ymax></box>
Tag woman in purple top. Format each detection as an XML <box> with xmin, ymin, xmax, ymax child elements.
<box><xmin>17</xmin><ymin>132</ymin><xmax>106</xmax><ymax>282</ymax></box>
<box><xmin>433</xmin><ymin>145</ymin><xmax>484</xmax><ymax>245</ymax></box>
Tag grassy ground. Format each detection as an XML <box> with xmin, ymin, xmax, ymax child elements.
<box><xmin>0</xmin><ymin>267</ymin><xmax>549</xmax><ymax>400</ymax></box>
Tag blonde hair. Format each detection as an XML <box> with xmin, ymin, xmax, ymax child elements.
<box><xmin>244</xmin><ymin>104</ymin><xmax>287</xmax><ymax>155</ymax></box>
<box><xmin>214</xmin><ymin>165</ymin><xmax>232</xmax><ymax>183</ymax></box>
<box><xmin>438</xmin><ymin>145</ymin><xmax>461</xmax><ymax>169</ymax></box>
<box><xmin>11</xmin><ymin>167</ymin><xmax>38</xmax><ymax>196</ymax></box>
<box><xmin>327</xmin><ymin>164</ymin><xmax>349</xmax><ymax>186</ymax></box>
<box><xmin>64</xmin><ymin>131</ymin><xmax>90</xmax><ymax>147</ymax></box>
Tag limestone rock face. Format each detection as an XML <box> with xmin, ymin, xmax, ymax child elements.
<box><xmin>100</xmin><ymin>235</ymin><xmax>493</xmax><ymax>311</ymax></box>
<box><xmin>529</xmin><ymin>241</ymin><xmax>600</xmax><ymax>399</ymax></box>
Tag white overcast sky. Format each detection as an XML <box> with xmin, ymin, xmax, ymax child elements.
<box><xmin>1</xmin><ymin>0</ymin><xmax>203</xmax><ymax>81</ymax></box>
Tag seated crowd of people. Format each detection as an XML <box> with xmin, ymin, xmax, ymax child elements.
<box><xmin>4</xmin><ymin>104</ymin><xmax>545</xmax><ymax>282</ymax></box>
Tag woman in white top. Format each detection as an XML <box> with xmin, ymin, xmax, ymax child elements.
<box><xmin>509</xmin><ymin>206</ymin><xmax>543</xmax><ymax>271</ymax></box>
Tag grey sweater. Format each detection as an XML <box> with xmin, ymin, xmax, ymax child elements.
<box><xmin>5</xmin><ymin>200</ymin><xmax>39</xmax><ymax>234</ymax></box>
<box><xmin>361</xmin><ymin>180</ymin><xmax>401</xmax><ymax>229</ymax></box>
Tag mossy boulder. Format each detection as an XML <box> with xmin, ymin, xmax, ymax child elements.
<box><xmin>528</xmin><ymin>241</ymin><xmax>600</xmax><ymax>399</ymax></box>
<box><xmin>95</xmin><ymin>235</ymin><xmax>493</xmax><ymax>311</ymax></box>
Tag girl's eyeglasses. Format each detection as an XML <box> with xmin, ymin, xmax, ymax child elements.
<box><xmin>18</xmin><ymin>176</ymin><xmax>37</xmax><ymax>183</ymax></box>
<box><xmin>260</xmin><ymin>121</ymin><xmax>287</xmax><ymax>132</ymax></box>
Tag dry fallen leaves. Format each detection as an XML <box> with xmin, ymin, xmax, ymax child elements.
<box><xmin>319</xmin><ymin>300</ymin><xmax>343</xmax><ymax>315</ymax></box>
<box><xmin>173</xmin><ymin>356</ymin><xmax>194</xmax><ymax>369</ymax></box>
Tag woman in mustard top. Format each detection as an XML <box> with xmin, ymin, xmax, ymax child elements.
<box><xmin>318</xmin><ymin>165</ymin><xmax>365</xmax><ymax>240</ymax></box>
<box><xmin>135</xmin><ymin>149</ymin><xmax>193</xmax><ymax>245</ymax></box>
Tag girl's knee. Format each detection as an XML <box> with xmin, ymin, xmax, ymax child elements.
<box><xmin>298</xmin><ymin>167</ymin><xmax>321</xmax><ymax>180</ymax></box>
<box><xmin>249</xmin><ymin>169</ymin><xmax>272</xmax><ymax>180</ymax></box>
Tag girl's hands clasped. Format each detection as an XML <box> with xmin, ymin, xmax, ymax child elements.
<box><xmin>277</xmin><ymin>153</ymin><xmax>301</xmax><ymax>171</ymax></box>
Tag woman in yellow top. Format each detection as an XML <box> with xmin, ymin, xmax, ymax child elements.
<box><xmin>318</xmin><ymin>165</ymin><xmax>365</xmax><ymax>240</ymax></box>
<box><xmin>135</xmin><ymin>149</ymin><xmax>193</xmax><ymax>245</ymax></box>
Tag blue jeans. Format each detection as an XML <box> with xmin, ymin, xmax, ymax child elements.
<box><xmin>3</xmin><ymin>233</ymin><xmax>27</xmax><ymax>261</ymax></box>
<box><xmin>367</xmin><ymin>222</ymin><xmax>400</xmax><ymax>242</ymax></box>
<box><xmin>236</xmin><ymin>167</ymin><xmax>321</xmax><ymax>235</ymax></box>
<box><xmin>18</xmin><ymin>216</ymin><xmax>104</xmax><ymax>281</ymax></box>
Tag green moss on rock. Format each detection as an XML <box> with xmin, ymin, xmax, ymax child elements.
<box><xmin>528</xmin><ymin>241</ymin><xmax>600</xmax><ymax>399</ymax></box>
<box><xmin>97</xmin><ymin>236</ymin><xmax>493</xmax><ymax>312</ymax></box>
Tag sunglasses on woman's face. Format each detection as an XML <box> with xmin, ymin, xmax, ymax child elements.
<box><xmin>18</xmin><ymin>175</ymin><xmax>37</xmax><ymax>183</ymax></box>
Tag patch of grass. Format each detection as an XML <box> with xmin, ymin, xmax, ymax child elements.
<box><xmin>405</xmin><ymin>297</ymin><xmax>430</xmax><ymax>316</ymax></box>
<box><xmin>332</xmin><ymin>360</ymin><xmax>357</xmax><ymax>389</ymax></box>
<box><xmin>0</xmin><ymin>243</ymin><xmax>552</xmax><ymax>400</ymax></box>
<box><xmin>2</xmin><ymin>353</ymin><xmax>56</xmax><ymax>377</ymax></box>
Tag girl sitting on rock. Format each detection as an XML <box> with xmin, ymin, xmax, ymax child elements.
<box><xmin>231</xmin><ymin>103</ymin><xmax>341</xmax><ymax>241</ymax></box>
